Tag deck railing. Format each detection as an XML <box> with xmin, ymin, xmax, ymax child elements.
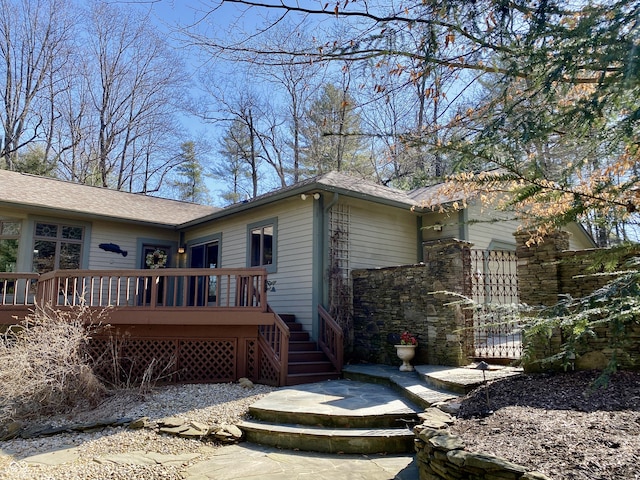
<box><xmin>0</xmin><ymin>268</ymin><xmax>316</xmax><ymax>387</ymax></box>
<box><xmin>36</xmin><ymin>268</ymin><xmax>267</xmax><ymax>311</ymax></box>
<box><xmin>257</xmin><ymin>305</ymin><xmax>290</xmax><ymax>386</ymax></box>
<box><xmin>318</xmin><ymin>304</ymin><xmax>344</xmax><ymax>373</ymax></box>
<box><xmin>0</xmin><ymin>273</ymin><xmax>39</xmax><ymax>306</ymax></box>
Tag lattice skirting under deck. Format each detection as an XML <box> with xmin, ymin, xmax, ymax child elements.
<box><xmin>87</xmin><ymin>332</ymin><xmax>259</xmax><ymax>385</ymax></box>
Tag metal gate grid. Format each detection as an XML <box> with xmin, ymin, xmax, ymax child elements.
<box><xmin>470</xmin><ymin>249</ymin><xmax>522</xmax><ymax>359</ymax></box>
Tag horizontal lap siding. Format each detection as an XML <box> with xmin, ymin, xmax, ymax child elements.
<box><xmin>89</xmin><ymin>223</ymin><xmax>176</xmax><ymax>269</ymax></box>
<box><xmin>466</xmin><ymin>203</ymin><xmax>518</xmax><ymax>251</ymax></box>
<box><xmin>345</xmin><ymin>199</ymin><xmax>418</xmax><ymax>269</ymax></box>
<box><xmin>185</xmin><ymin>199</ymin><xmax>315</xmax><ymax>330</ymax></box>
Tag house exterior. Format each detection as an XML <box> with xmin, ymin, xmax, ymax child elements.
<box><xmin>0</xmin><ymin>169</ymin><xmax>596</xmax><ymax>383</ymax></box>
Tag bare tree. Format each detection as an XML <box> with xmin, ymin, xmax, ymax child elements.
<box><xmin>80</xmin><ymin>1</ymin><xmax>188</xmax><ymax>191</ymax></box>
<box><xmin>0</xmin><ymin>0</ymin><xmax>75</xmax><ymax>169</ymax></box>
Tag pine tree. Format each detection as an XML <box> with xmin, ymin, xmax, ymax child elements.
<box><xmin>170</xmin><ymin>142</ymin><xmax>210</xmax><ymax>204</ymax></box>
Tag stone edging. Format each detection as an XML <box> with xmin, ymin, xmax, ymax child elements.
<box><xmin>0</xmin><ymin>416</ymin><xmax>244</xmax><ymax>444</ymax></box>
<box><xmin>414</xmin><ymin>408</ymin><xmax>551</xmax><ymax>480</ymax></box>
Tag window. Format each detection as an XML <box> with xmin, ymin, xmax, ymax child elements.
<box><xmin>0</xmin><ymin>219</ymin><xmax>20</xmax><ymax>272</ymax></box>
<box><xmin>33</xmin><ymin>222</ymin><xmax>84</xmax><ymax>273</ymax></box>
<box><xmin>248</xmin><ymin>219</ymin><xmax>277</xmax><ymax>273</ymax></box>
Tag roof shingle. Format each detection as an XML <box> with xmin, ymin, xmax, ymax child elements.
<box><xmin>0</xmin><ymin>170</ymin><xmax>219</xmax><ymax>227</ymax></box>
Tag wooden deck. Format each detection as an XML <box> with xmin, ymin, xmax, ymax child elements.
<box><xmin>0</xmin><ymin>268</ymin><xmax>290</xmax><ymax>385</ymax></box>
<box><xmin>0</xmin><ymin>268</ymin><xmax>344</xmax><ymax>387</ymax></box>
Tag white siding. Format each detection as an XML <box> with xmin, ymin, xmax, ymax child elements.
<box><xmin>185</xmin><ymin>198</ymin><xmax>316</xmax><ymax>329</ymax></box>
<box><xmin>344</xmin><ymin>198</ymin><xmax>418</xmax><ymax>269</ymax></box>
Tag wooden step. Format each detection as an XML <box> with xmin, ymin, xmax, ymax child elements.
<box><xmin>286</xmin><ymin>371</ymin><xmax>341</xmax><ymax>385</ymax></box>
<box><xmin>279</xmin><ymin>313</ymin><xmax>342</xmax><ymax>386</ymax></box>
<box><xmin>288</xmin><ymin>340</ymin><xmax>318</xmax><ymax>351</ymax></box>
<box><xmin>288</xmin><ymin>350</ymin><xmax>328</xmax><ymax>362</ymax></box>
<box><xmin>289</xmin><ymin>331</ymin><xmax>310</xmax><ymax>342</ymax></box>
<box><xmin>284</xmin><ymin>321</ymin><xmax>303</xmax><ymax>332</ymax></box>
<box><xmin>287</xmin><ymin>361</ymin><xmax>336</xmax><ymax>375</ymax></box>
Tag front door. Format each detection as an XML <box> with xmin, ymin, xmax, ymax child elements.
<box><xmin>141</xmin><ymin>244</ymin><xmax>171</xmax><ymax>305</ymax></box>
<box><xmin>189</xmin><ymin>241</ymin><xmax>219</xmax><ymax>306</ymax></box>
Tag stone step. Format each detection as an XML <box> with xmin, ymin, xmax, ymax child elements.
<box><xmin>238</xmin><ymin>420</ymin><xmax>416</xmax><ymax>454</ymax></box>
<box><xmin>342</xmin><ymin>364</ymin><xmax>459</xmax><ymax>409</ymax></box>
<box><xmin>249</xmin><ymin>404</ymin><xmax>419</xmax><ymax>430</ymax></box>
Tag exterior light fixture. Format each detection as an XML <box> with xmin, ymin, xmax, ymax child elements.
<box><xmin>301</xmin><ymin>193</ymin><xmax>321</xmax><ymax>200</ymax></box>
<box><xmin>433</xmin><ymin>222</ymin><xmax>443</xmax><ymax>231</ymax></box>
<box><xmin>177</xmin><ymin>246</ymin><xmax>186</xmax><ymax>254</ymax></box>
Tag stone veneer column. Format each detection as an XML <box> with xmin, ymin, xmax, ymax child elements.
<box><xmin>514</xmin><ymin>231</ymin><xmax>570</xmax><ymax>371</ymax></box>
<box><xmin>514</xmin><ymin>230</ymin><xmax>570</xmax><ymax>307</ymax></box>
<box><xmin>422</xmin><ymin>239</ymin><xmax>473</xmax><ymax>366</ymax></box>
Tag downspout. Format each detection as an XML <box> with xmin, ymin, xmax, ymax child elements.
<box><xmin>312</xmin><ymin>192</ymin><xmax>339</xmax><ymax>341</ymax></box>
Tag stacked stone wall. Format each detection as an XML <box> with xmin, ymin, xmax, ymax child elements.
<box><xmin>414</xmin><ymin>409</ymin><xmax>550</xmax><ymax>480</ymax></box>
<box><xmin>515</xmin><ymin>232</ymin><xmax>640</xmax><ymax>371</ymax></box>
<box><xmin>351</xmin><ymin>239</ymin><xmax>471</xmax><ymax>367</ymax></box>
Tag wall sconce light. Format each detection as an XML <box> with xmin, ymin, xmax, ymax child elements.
<box><xmin>433</xmin><ymin>222</ymin><xmax>443</xmax><ymax>232</ymax></box>
<box><xmin>301</xmin><ymin>193</ymin><xmax>321</xmax><ymax>201</ymax></box>
<box><xmin>177</xmin><ymin>245</ymin><xmax>186</xmax><ymax>254</ymax></box>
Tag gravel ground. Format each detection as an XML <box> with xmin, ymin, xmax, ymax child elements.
<box><xmin>0</xmin><ymin>383</ymin><xmax>275</xmax><ymax>479</ymax></box>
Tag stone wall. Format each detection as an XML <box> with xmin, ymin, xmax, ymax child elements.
<box><xmin>351</xmin><ymin>239</ymin><xmax>471</xmax><ymax>367</ymax></box>
<box><xmin>515</xmin><ymin>232</ymin><xmax>640</xmax><ymax>371</ymax></box>
<box><xmin>351</xmin><ymin>232</ymin><xmax>639</xmax><ymax>371</ymax></box>
<box><xmin>414</xmin><ymin>409</ymin><xmax>550</xmax><ymax>480</ymax></box>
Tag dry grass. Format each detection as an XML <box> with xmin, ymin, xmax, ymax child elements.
<box><xmin>0</xmin><ymin>306</ymin><xmax>107</xmax><ymax>424</ymax></box>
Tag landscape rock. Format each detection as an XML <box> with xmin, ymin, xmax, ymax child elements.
<box><xmin>0</xmin><ymin>420</ymin><xmax>23</xmax><ymax>440</ymax></box>
<box><xmin>238</xmin><ymin>377</ymin><xmax>254</xmax><ymax>388</ymax></box>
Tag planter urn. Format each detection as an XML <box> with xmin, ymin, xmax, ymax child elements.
<box><xmin>395</xmin><ymin>344</ymin><xmax>417</xmax><ymax>371</ymax></box>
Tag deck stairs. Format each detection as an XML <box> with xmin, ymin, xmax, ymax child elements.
<box><xmin>281</xmin><ymin>314</ymin><xmax>341</xmax><ymax>386</ymax></box>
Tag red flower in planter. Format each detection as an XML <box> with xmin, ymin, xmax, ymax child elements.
<box><xmin>400</xmin><ymin>331</ymin><xmax>417</xmax><ymax>345</ymax></box>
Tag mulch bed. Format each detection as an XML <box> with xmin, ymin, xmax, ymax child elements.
<box><xmin>449</xmin><ymin>370</ymin><xmax>640</xmax><ymax>480</ymax></box>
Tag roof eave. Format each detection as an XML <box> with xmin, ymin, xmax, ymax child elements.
<box><xmin>0</xmin><ymin>201</ymin><xmax>181</xmax><ymax>230</ymax></box>
<box><xmin>179</xmin><ymin>181</ymin><xmax>423</xmax><ymax>229</ymax></box>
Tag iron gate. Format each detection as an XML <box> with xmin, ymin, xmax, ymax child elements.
<box><xmin>469</xmin><ymin>249</ymin><xmax>522</xmax><ymax>360</ymax></box>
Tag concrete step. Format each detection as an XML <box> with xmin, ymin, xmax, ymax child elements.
<box><xmin>238</xmin><ymin>420</ymin><xmax>416</xmax><ymax>454</ymax></box>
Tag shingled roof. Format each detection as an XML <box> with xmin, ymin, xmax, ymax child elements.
<box><xmin>0</xmin><ymin>170</ymin><xmax>219</xmax><ymax>227</ymax></box>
